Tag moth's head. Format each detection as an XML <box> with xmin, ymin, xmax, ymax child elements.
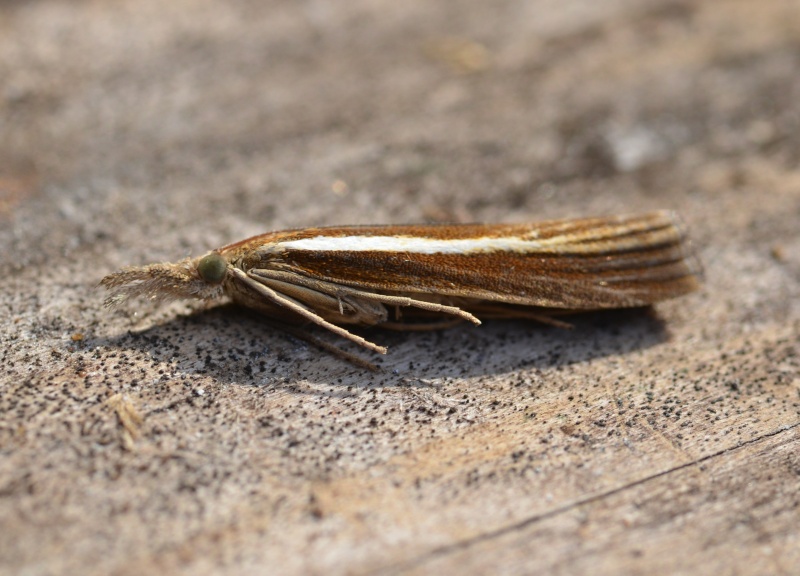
<box><xmin>101</xmin><ymin>252</ymin><xmax>229</xmax><ymax>307</ymax></box>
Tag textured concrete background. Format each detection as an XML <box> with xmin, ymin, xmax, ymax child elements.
<box><xmin>1</xmin><ymin>1</ymin><xmax>799</xmax><ymax>574</ymax></box>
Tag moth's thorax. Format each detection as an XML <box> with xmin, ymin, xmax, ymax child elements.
<box><xmin>219</xmin><ymin>242</ymin><xmax>285</xmax><ymax>272</ymax></box>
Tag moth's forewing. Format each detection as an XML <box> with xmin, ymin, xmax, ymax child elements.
<box><xmin>220</xmin><ymin>212</ymin><xmax>700</xmax><ymax>310</ymax></box>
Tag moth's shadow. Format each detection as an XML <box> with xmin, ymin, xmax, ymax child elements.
<box><xmin>97</xmin><ymin>303</ymin><xmax>673</xmax><ymax>387</ymax></box>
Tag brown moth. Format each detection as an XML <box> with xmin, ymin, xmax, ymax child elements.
<box><xmin>101</xmin><ymin>211</ymin><xmax>701</xmax><ymax>366</ymax></box>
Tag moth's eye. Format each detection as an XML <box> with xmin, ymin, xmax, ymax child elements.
<box><xmin>197</xmin><ymin>253</ymin><xmax>227</xmax><ymax>284</ymax></box>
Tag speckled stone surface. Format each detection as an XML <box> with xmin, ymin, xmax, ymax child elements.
<box><xmin>1</xmin><ymin>1</ymin><xmax>799</xmax><ymax>574</ymax></box>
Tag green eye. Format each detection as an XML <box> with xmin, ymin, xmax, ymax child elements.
<box><xmin>197</xmin><ymin>253</ymin><xmax>227</xmax><ymax>284</ymax></box>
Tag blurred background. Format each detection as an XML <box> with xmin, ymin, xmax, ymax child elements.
<box><xmin>3</xmin><ymin>0</ymin><xmax>797</xmax><ymax>264</ymax></box>
<box><xmin>2</xmin><ymin>1</ymin><xmax>799</xmax><ymax>575</ymax></box>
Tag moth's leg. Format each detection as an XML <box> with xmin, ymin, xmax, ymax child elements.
<box><xmin>265</xmin><ymin>319</ymin><xmax>379</xmax><ymax>371</ymax></box>
<box><xmin>513</xmin><ymin>312</ymin><xmax>573</xmax><ymax>329</ymax></box>
<box><xmin>248</xmin><ymin>271</ymin><xmax>387</xmax><ymax>325</ymax></box>
<box><xmin>250</xmin><ymin>268</ymin><xmax>481</xmax><ymax>326</ymax></box>
<box><xmin>461</xmin><ymin>302</ymin><xmax>575</xmax><ymax>329</ymax></box>
<box><xmin>353</xmin><ymin>291</ymin><xmax>480</xmax><ymax>325</ymax></box>
<box><xmin>383</xmin><ymin>304</ymin><xmax>574</xmax><ymax>329</ymax></box>
<box><xmin>380</xmin><ymin>318</ymin><xmax>467</xmax><ymax>331</ymax></box>
<box><xmin>230</xmin><ymin>268</ymin><xmax>388</xmax><ymax>354</ymax></box>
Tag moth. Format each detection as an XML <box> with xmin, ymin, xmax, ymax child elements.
<box><xmin>101</xmin><ymin>211</ymin><xmax>701</xmax><ymax>367</ymax></box>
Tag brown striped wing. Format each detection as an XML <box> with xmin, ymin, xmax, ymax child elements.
<box><xmin>228</xmin><ymin>211</ymin><xmax>701</xmax><ymax>310</ymax></box>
